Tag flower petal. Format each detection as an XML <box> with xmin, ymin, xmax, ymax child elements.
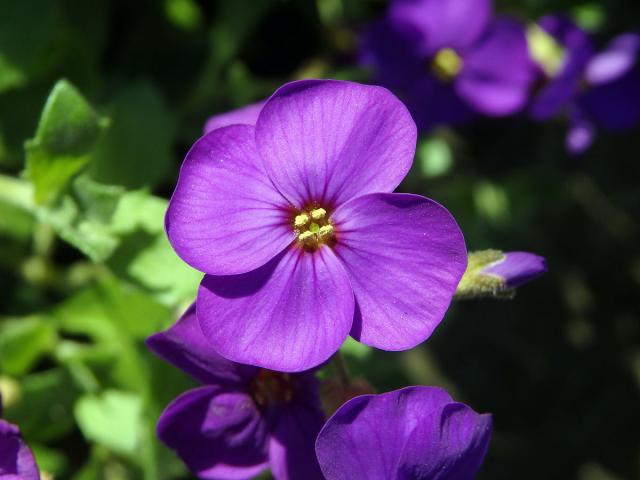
<box><xmin>585</xmin><ymin>33</ymin><xmax>640</xmax><ymax>86</ymax></box>
<box><xmin>457</xmin><ymin>18</ymin><xmax>536</xmax><ymax>116</ymax></box>
<box><xmin>579</xmin><ymin>68</ymin><xmax>640</xmax><ymax>130</ymax></box>
<box><xmin>483</xmin><ymin>251</ymin><xmax>547</xmax><ymax>289</ymax></box>
<box><xmin>331</xmin><ymin>193</ymin><xmax>466</xmax><ymax>350</ymax></box>
<box><xmin>405</xmin><ymin>74</ymin><xmax>476</xmax><ymax>131</ymax></box>
<box><xmin>566</xmin><ymin>113</ymin><xmax>596</xmax><ymax>154</ymax></box>
<box><xmin>157</xmin><ymin>386</ymin><xmax>269</xmax><ymax>480</ymax></box>
<box><xmin>146</xmin><ymin>304</ymin><xmax>258</xmax><ymax>386</ymax></box>
<box><xmin>166</xmin><ymin>124</ymin><xmax>293</xmax><ymax>276</ymax></box>
<box><xmin>268</xmin><ymin>405</ymin><xmax>325</xmax><ymax>480</ymax></box>
<box><xmin>388</xmin><ymin>0</ymin><xmax>491</xmax><ymax>53</ymax></box>
<box><xmin>197</xmin><ymin>247</ymin><xmax>354</xmax><ymax>372</ymax></box>
<box><xmin>255</xmin><ymin>79</ymin><xmax>416</xmax><ymax>208</ymax></box>
<box><xmin>315</xmin><ymin>387</ymin><xmax>492</xmax><ymax>480</ymax></box>
<box><xmin>400</xmin><ymin>398</ymin><xmax>493</xmax><ymax>479</ymax></box>
<box><xmin>530</xmin><ymin>15</ymin><xmax>594</xmax><ymax>120</ymax></box>
<box><xmin>0</xmin><ymin>419</ymin><xmax>40</xmax><ymax>480</ymax></box>
<box><xmin>203</xmin><ymin>101</ymin><xmax>265</xmax><ymax>134</ymax></box>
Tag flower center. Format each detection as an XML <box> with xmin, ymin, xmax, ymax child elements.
<box><xmin>293</xmin><ymin>205</ymin><xmax>335</xmax><ymax>251</ymax></box>
<box><xmin>527</xmin><ymin>24</ymin><xmax>566</xmax><ymax>78</ymax></box>
<box><xmin>250</xmin><ymin>369</ymin><xmax>295</xmax><ymax>408</ymax></box>
<box><xmin>432</xmin><ymin>48</ymin><xmax>463</xmax><ymax>82</ymax></box>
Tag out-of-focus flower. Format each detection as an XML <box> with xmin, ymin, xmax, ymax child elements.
<box><xmin>166</xmin><ymin>79</ymin><xmax>467</xmax><ymax>372</ymax></box>
<box><xmin>360</xmin><ymin>0</ymin><xmax>536</xmax><ymax>131</ymax></box>
<box><xmin>146</xmin><ymin>305</ymin><xmax>324</xmax><ymax>480</ymax></box>
<box><xmin>315</xmin><ymin>386</ymin><xmax>492</xmax><ymax>480</ymax></box>
<box><xmin>455</xmin><ymin>250</ymin><xmax>547</xmax><ymax>299</ymax></box>
<box><xmin>0</xmin><ymin>403</ymin><xmax>40</xmax><ymax>480</ymax></box>
<box><xmin>203</xmin><ymin>101</ymin><xmax>265</xmax><ymax>134</ymax></box>
<box><xmin>529</xmin><ymin>15</ymin><xmax>640</xmax><ymax>154</ymax></box>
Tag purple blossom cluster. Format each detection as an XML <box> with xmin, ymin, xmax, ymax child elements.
<box><xmin>149</xmin><ymin>76</ymin><xmax>548</xmax><ymax>479</ymax></box>
<box><xmin>361</xmin><ymin>0</ymin><xmax>640</xmax><ymax>154</ymax></box>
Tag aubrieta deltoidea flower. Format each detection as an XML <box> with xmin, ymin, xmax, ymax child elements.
<box><xmin>203</xmin><ymin>100</ymin><xmax>265</xmax><ymax>135</ymax></box>
<box><xmin>0</xmin><ymin>403</ymin><xmax>40</xmax><ymax>480</ymax></box>
<box><xmin>455</xmin><ymin>250</ymin><xmax>547</xmax><ymax>299</ymax></box>
<box><xmin>166</xmin><ymin>79</ymin><xmax>467</xmax><ymax>372</ymax></box>
<box><xmin>315</xmin><ymin>386</ymin><xmax>492</xmax><ymax>480</ymax></box>
<box><xmin>147</xmin><ymin>305</ymin><xmax>324</xmax><ymax>480</ymax></box>
<box><xmin>360</xmin><ymin>0</ymin><xmax>536</xmax><ymax>131</ymax></box>
<box><xmin>529</xmin><ymin>15</ymin><xmax>640</xmax><ymax>153</ymax></box>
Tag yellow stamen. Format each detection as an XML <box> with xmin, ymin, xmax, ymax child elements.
<box><xmin>433</xmin><ymin>48</ymin><xmax>463</xmax><ymax>81</ymax></box>
<box><xmin>294</xmin><ymin>213</ymin><xmax>310</xmax><ymax>227</ymax></box>
<box><xmin>527</xmin><ymin>24</ymin><xmax>566</xmax><ymax>77</ymax></box>
<box><xmin>318</xmin><ymin>225</ymin><xmax>334</xmax><ymax>237</ymax></box>
<box><xmin>298</xmin><ymin>231</ymin><xmax>315</xmax><ymax>241</ymax></box>
<box><xmin>310</xmin><ymin>208</ymin><xmax>327</xmax><ymax>220</ymax></box>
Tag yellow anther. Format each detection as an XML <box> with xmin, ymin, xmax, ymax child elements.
<box><xmin>318</xmin><ymin>225</ymin><xmax>334</xmax><ymax>237</ymax></box>
<box><xmin>298</xmin><ymin>231</ymin><xmax>315</xmax><ymax>241</ymax></box>
<box><xmin>294</xmin><ymin>213</ymin><xmax>310</xmax><ymax>227</ymax></box>
<box><xmin>310</xmin><ymin>208</ymin><xmax>327</xmax><ymax>220</ymax></box>
<box><xmin>527</xmin><ymin>24</ymin><xmax>566</xmax><ymax>77</ymax></box>
<box><xmin>432</xmin><ymin>48</ymin><xmax>463</xmax><ymax>81</ymax></box>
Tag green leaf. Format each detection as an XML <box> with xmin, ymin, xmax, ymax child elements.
<box><xmin>90</xmin><ymin>83</ymin><xmax>174</xmax><ymax>189</ymax></box>
<box><xmin>30</xmin><ymin>444</ymin><xmax>69</xmax><ymax>478</ymax></box>
<box><xmin>0</xmin><ymin>315</ymin><xmax>56</xmax><ymax>375</ymax></box>
<box><xmin>50</xmin><ymin>275</ymin><xmax>172</xmax><ymax>392</ymax></box>
<box><xmin>51</xmin><ymin>275</ymin><xmax>171</xmax><ymax>343</ymax></box>
<box><xmin>339</xmin><ymin>336</ymin><xmax>371</xmax><ymax>360</ymax></box>
<box><xmin>4</xmin><ymin>369</ymin><xmax>80</xmax><ymax>442</ymax></box>
<box><xmin>75</xmin><ymin>390</ymin><xmax>143</xmax><ymax>456</ymax></box>
<box><xmin>37</xmin><ymin>175</ymin><xmax>124</xmax><ymax>261</ymax></box>
<box><xmin>25</xmin><ymin>80</ymin><xmax>103</xmax><ymax>204</ymax></box>
<box><xmin>108</xmin><ymin>191</ymin><xmax>201</xmax><ymax>306</ymax></box>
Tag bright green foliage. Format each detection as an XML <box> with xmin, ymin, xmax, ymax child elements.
<box><xmin>36</xmin><ymin>175</ymin><xmax>123</xmax><ymax>261</ymax></box>
<box><xmin>25</xmin><ymin>80</ymin><xmax>104</xmax><ymax>204</ymax></box>
<box><xmin>108</xmin><ymin>191</ymin><xmax>201</xmax><ymax>307</ymax></box>
<box><xmin>75</xmin><ymin>390</ymin><xmax>144</xmax><ymax>456</ymax></box>
<box><xmin>0</xmin><ymin>315</ymin><xmax>57</xmax><ymax>375</ymax></box>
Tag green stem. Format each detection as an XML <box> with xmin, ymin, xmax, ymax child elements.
<box><xmin>333</xmin><ymin>351</ymin><xmax>350</xmax><ymax>387</ymax></box>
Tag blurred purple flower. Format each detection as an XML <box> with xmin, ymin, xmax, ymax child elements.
<box><xmin>166</xmin><ymin>79</ymin><xmax>467</xmax><ymax>372</ymax></box>
<box><xmin>203</xmin><ymin>101</ymin><xmax>265</xmax><ymax>134</ymax></box>
<box><xmin>482</xmin><ymin>251</ymin><xmax>547</xmax><ymax>289</ymax></box>
<box><xmin>0</xmin><ymin>415</ymin><xmax>40</xmax><ymax>480</ymax></box>
<box><xmin>147</xmin><ymin>305</ymin><xmax>324</xmax><ymax>480</ymax></box>
<box><xmin>360</xmin><ymin>0</ymin><xmax>536</xmax><ymax>131</ymax></box>
<box><xmin>530</xmin><ymin>15</ymin><xmax>640</xmax><ymax>154</ymax></box>
<box><xmin>315</xmin><ymin>386</ymin><xmax>492</xmax><ymax>480</ymax></box>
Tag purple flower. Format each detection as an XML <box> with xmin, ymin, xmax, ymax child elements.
<box><xmin>315</xmin><ymin>386</ymin><xmax>492</xmax><ymax>480</ymax></box>
<box><xmin>529</xmin><ymin>16</ymin><xmax>640</xmax><ymax>154</ymax></box>
<box><xmin>203</xmin><ymin>101</ymin><xmax>265</xmax><ymax>134</ymax></box>
<box><xmin>360</xmin><ymin>0</ymin><xmax>536</xmax><ymax>131</ymax></box>
<box><xmin>147</xmin><ymin>305</ymin><xmax>325</xmax><ymax>480</ymax></box>
<box><xmin>0</xmin><ymin>416</ymin><xmax>40</xmax><ymax>480</ymax></box>
<box><xmin>166</xmin><ymin>79</ymin><xmax>467</xmax><ymax>372</ymax></box>
<box><xmin>482</xmin><ymin>251</ymin><xmax>547</xmax><ymax>289</ymax></box>
<box><xmin>455</xmin><ymin>250</ymin><xmax>547</xmax><ymax>299</ymax></box>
